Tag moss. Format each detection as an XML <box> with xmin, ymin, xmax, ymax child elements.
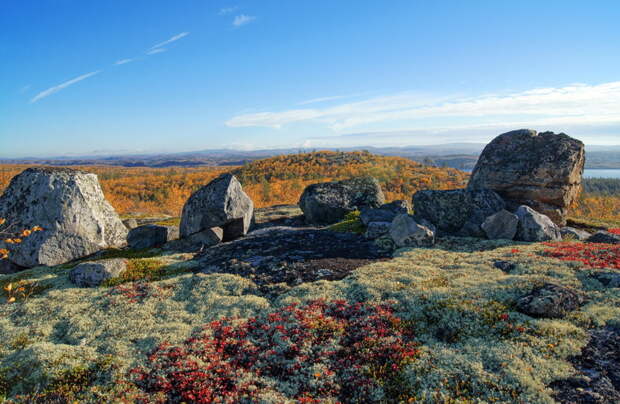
<box><xmin>100</xmin><ymin>258</ymin><xmax>188</xmax><ymax>287</ymax></box>
<box><xmin>153</xmin><ymin>217</ymin><xmax>181</xmax><ymax>226</ymax></box>
<box><xmin>56</xmin><ymin>248</ymin><xmax>162</xmax><ymax>270</ymax></box>
<box><xmin>328</xmin><ymin>210</ymin><xmax>365</xmax><ymax>234</ymax></box>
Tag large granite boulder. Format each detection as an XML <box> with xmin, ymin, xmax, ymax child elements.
<box><xmin>481</xmin><ymin>209</ymin><xmax>519</xmax><ymax>240</ymax></box>
<box><xmin>360</xmin><ymin>200</ymin><xmax>409</xmax><ymax>226</ymax></box>
<box><xmin>127</xmin><ymin>225</ymin><xmax>179</xmax><ymax>249</ymax></box>
<box><xmin>412</xmin><ymin>189</ymin><xmax>505</xmax><ymax>236</ymax></box>
<box><xmin>180</xmin><ymin>174</ymin><xmax>253</xmax><ymax>242</ymax></box>
<box><xmin>69</xmin><ymin>259</ymin><xmax>127</xmax><ymax>287</ymax></box>
<box><xmin>389</xmin><ymin>214</ymin><xmax>435</xmax><ymax>248</ymax></box>
<box><xmin>0</xmin><ymin>167</ymin><xmax>128</xmax><ymax>268</ymax></box>
<box><xmin>515</xmin><ymin>205</ymin><xmax>561</xmax><ymax>242</ymax></box>
<box><xmin>467</xmin><ymin>129</ymin><xmax>585</xmax><ymax>225</ymax></box>
<box><xmin>299</xmin><ymin>177</ymin><xmax>385</xmax><ymax>225</ymax></box>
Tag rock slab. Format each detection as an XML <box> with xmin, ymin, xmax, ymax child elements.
<box><xmin>180</xmin><ymin>174</ymin><xmax>253</xmax><ymax>242</ymax></box>
<box><xmin>69</xmin><ymin>259</ymin><xmax>127</xmax><ymax>287</ymax></box>
<box><xmin>299</xmin><ymin>177</ymin><xmax>385</xmax><ymax>225</ymax></box>
<box><xmin>515</xmin><ymin>205</ymin><xmax>561</xmax><ymax>242</ymax></box>
<box><xmin>127</xmin><ymin>225</ymin><xmax>179</xmax><ymax>249</ymax></box>
<box><xmin>0</xmin><ymin>167</ymin><xmax>128</xmax><ymax>268</ymax></box>
<box><xmin>467</xmin><ymin>129</ymin><xmax>585</xmax><ymax>225</ymax></box>
<box><xmin>412</xmin><ymin>188</ymin><xmax>505</xmax><ymax>236</ymax></box>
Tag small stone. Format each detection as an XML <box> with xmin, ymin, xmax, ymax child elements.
<box><xmin>389</xmin><ymin>214</ymin><xmax>435</xmax><ymax>248</ymax></box>
<box><xmin>69</xmin><ymin>259</ymin><xmax>127</xmax><ymax>287</ymax></box>
<box><xmin>517</xmin><ymin>283</ymin><xmax>586</xmax><ymax>318</ymax></box>
<box><xmin>482</xmin><ymin>209</ymin><xmax>519</xmax><ymax>240</ymax></box>
<box><xmin>560</xmin><ymin>227</ymin><xmax>592</xmax><ymax>241</ymax></box>
<box><xmin>493</xmin><ymin>260</ymin><xmax>516</xmax><ymax>273</ymax></box>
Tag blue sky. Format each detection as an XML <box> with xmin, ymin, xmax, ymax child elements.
<box><xmin>1</xmin><ymin>0</ymin><xmax>620</xmax><ymax>157</ymax></box>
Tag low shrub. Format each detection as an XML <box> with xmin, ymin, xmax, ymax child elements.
<box><xmin>101</xmin><ymin>258</ymin><xmax>175</xmax><ymax>287</ymax></box>
<box><xmin>328</xmin><ymin>210</ymin><xmax>365</xmax><ymax>234</ymax></box>
<box><xmin>543</xmin><ymin>241</ymin><xmax>620</xmax><ymax>269</ymax></box>
<box><xmin>126</xmin><ymin>300</ymin><xmax>419</xmax><ymax>403</ymax></box>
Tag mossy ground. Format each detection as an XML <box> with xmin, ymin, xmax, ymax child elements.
<box><xmin>0</xmin><ymin>236</ymin><xmax>618</xmax><ymax>403</ymax></box>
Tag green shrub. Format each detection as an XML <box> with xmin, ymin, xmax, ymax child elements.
<box><xmin>328</xmin><ymin>210</ymin><xmax>365</xmax><ymax>234</ymax></box>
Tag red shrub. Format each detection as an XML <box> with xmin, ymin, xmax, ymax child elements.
<box><xmin>126</xmin><ymin>300</ymin><xmax>418</xmax><ymax>403</ymax></box>
<box><xmin>542</xmin><ymin>242</ymin><xmax>620</xmax><ymax>269</ymax></box>
<box><xmin>609</xmin><ymin>228</ymin><xmax>620</xmax><ymax>235</ymax></box>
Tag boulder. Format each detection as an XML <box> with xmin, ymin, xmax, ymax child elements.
<box><xmin>481</xmin><ymin>209</ymin><xmax>519</xmax><ymax>240</ymax></box>
<box><xmin>180</xmin><ymin>174</ymin><xmax>253</xmax><ymax>242</ymax></box>
<box><xmin>586</xmin><ymin>231</ymin><xmax>620</xmax><ymax>244</ymax></box>
<box><xmin>412</xmin><ymin>189</ymin><xmax>505</xmax><ymax>236</ymax></box>
<box><xmin>0</xmin><ymin>167</ymin><xmax>128</xmax><ymax>268</ymax></box>
<box><xmin>493</xmin><ymin>260</ymin><xmax>517</xmax><ymax>273</ymax></box>
<box><xmin>467</xmin><ymin>129</ymin><xmax>585</xmax><ymax>225</ymax></box>
<box><xmin>364</xmin><ymin>221</ymin><xmax>391</xmax><ymax>240</ymax></box>
<box><xmin>122</xmin><ymin>218</ymin><xmax>138</xmax><ymax>230</ymax></box>
<box><xmin>127</xmin><ymin>225</ymin><xmax>179</xmax><ymax>249</ymax></box>
<box><xmin>164</xmin><ymin>227</ymin><xmax>223</xmax><ymax>253</ymax></box>
<box><xmin>560</xmin><ymin>227</ymin><xmax>592</xmax><ymax>241</ymax></box>
<box><xmin>515</xmin><ymin>205</ymin><xmax>561</xmax><ymax>242</ymax></box>
<box><xmin>389</xmin><ymin>214</ymin><xmax>435</xmax><ymax>248</ymax></box>
<box><xmin>69</xmin><ymin>259</ymin><xmax>127</xmax><ymax>287</ymax></box>
<box><xmin>517</xmin><ymin>283</ymin><xmax>586</xmax><ymax>318</ymax></box>
<box><xmin>299</xmin><ymin>177</ymin><xmax>385</xmax><ymax>225</ymax></box>
<box><xmin>360</xmin><ymin>200</ymin><xmax>409</xmax><ymax>226</ymax></box>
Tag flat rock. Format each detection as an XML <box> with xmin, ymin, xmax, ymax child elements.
<box><xmin>299</xmin><ymin>177</ymin><xmax>385</xmax><ymax>225</ymax></box>
<box><xmin>389</xmin><ymin>214</ymin><xmax>435</xmax><ymax>248</ymax></box>
<box><xmin>467</xmin><ymin>129</ymin><xmax>585</xmax><ymax>225</ymax></box>
<box><xmin>0</xmin><ymin>167</ymin><xmax>128</xmax><ymax>268</ymax></box>
<box><xmin>560</xmin><ymin>226</ymin><xmax>592</xmax><ymax>241</ymax></box>
<box><xmin>180</xmin><ymin>174</ymin><xmax>253</xmax><ymax>241</ymax></box>
<box><xmin>69</xmin><ymin>259</ymin><xmax>127</xmax><ymax>287</ymax></box>
<box><xmin>515</xmin><ymin>205</ymin><xmax>561</xmax><ymax>242</ymax></box>
<box><xmin>586</xmin><ymin>231</ymin><xmax>620</xmax><ymax>244</ymax></box>
<box><xmin>412</xmin><ymin>188</ymin><xmax>505</xmax><ymax>236</ymax></box>
<box><xmin>517</xmin><ymin>283</ymin><xmax>586</xmax><ymax>318</ymax></box>
<box><xmin>481</xmin><ymin>209</ymin><xmax>519</xmax><ymax>240</ymax></box>
<box><xmin>127</xmin><ymin>225</ymin><xmax>179</xmax><ymax>249</ymax></box>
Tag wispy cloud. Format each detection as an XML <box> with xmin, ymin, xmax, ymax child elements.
<box><xmin>226</xmin><ymin>81</ymin><xmax>620</xmax><ymax>132</ymax></box>
<box><xmin>298</xmin><ymin>94</ymin><xmax>363</xmax><ymax>105</ymax></box>
<box><xmin>30</xmin><ymin>70</ymin><xmax>102</xmax><ymax>103</ymax></box>
<box><xmin>19</xmin><ymin>84</ymin><xmax>31</xmax><ymax>93</ymax></box>
<box><xmin>146</xmin><ymin>48</ymin><xmax>167</xmax><ymax>55</ymax></box>
<box><xmin>233</xmin><ymin>14</ymin><xmax>256</xmax><ymax>27</ymax></box>
<box><xmin>115</xmin><ymin>58</ymin><xmax>134</xmax><ymax>65</ymax></box>
<box><xmin>149</xmin><ymin>32</ymin><xmax>189</xmax><ymax>50</ymax></box>
<box><xmin>219</xmin><ymin>6</ymin><xmax>239</xmax><ymax>15</ymax></box>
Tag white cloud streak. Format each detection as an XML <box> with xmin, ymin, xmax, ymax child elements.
<box><xmin>115</xmin><ymin>58</ymin><xmax>134</xmax><ymax>65</ymax></box>
<box><xmin>146</xmin><ymin>48</ymin><xmax>167</xmax><ymax>55</ymax></box>
<box><xmin>30</xmin><ymin>70</ymin><xmax>102</xmax><ymax>103</ymax></box>
<box><xmin>149</xmin><ymin>32</ymin><xmax>189</xmax><ymax>50</ymax></box>
<box><xmin>298</xmin><ymin>94</ymin><xmax>363</xmax><ymax>105</ymax></box>
<box><xmin>233</xmin><ymin>14</ymin><xmax>256</xmax><ymax>27</ymax></box>
<box><xmin>219</xmin><ymin>6</ymin><xmax>239</xmax><ymax>15</ymax></box>
<box><xmin>226</xmin><ymin>82</ymin><xmax>620</xmax><ymax>132</ymax></box>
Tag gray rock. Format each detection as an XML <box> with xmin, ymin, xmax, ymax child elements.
<box><xmin>180</xmin><ymin>174</ymin><xmax>253</xmax><ymax>241</ymax></box>
<box><xmin>481</xmin><ymin>209</ymin><xmax>519</xmax><ymax>240</ymax></box>
<box><xmin>593</xmin><ymin>272</ymin><xmax>620</xmax><ymax>288</ymax></box>
<box><xmin>389</xmin><ymin>214</ymin><xmax>435</xmax><ymax>248</ymax></box>
<box><xmin>69</xmin><ymin>259</ymin><xmax>127</xmax><ymax>287</ymax></box>
<box><xmin>515</xmin><ymin>205</ymin><xmax>561</xmax><ymax>242</ymax></box>
<box><xmin>0</xmin><ymin>167</ymin><xmax>128</xmax><ymax>268</ymax></box>
<box><xmin>360</xmin><ymin>200</ymin><xmax>409</xmax><ymax>226</ymax></box>
<box><xmin>165</xmin><ymin>227</ymin><xmax>223</xmax><ymax>253</ymax></box>
<box><xmin>560</xmin><ymin>227</ymin><xmax>591</xmax><ymax>241</ymax></box>
<box><xmin>299</xmin><ymin>177</ymin><xmax>385</xmax><ymax>225</ymax></box>
<box><xmin>0</xmin><ymin>259</ymin><xmax>26</xmax><ymax>275</ymax></box>
<box><xmin>122</xmin><ymin>218</ymin><xmax>138</xmax><ymax>230</ymax></box>
<box><xmin>365</xmin><ymin>221</ymin><xmax>392</xmax><ymax>240</ymax></box>
<box><xmin>467</xmin><ymin>129</ymin><xmax>585</xmax><ymax>225</ymax></box>
<box><xmin>517</xmin><ymin>283</ymin><xmax>586</xmax><ymax>318</ymax></box>
<box><xmin>412</xmin><ymin>188</ymin><xmax>505</xmax><ymax>236</ymax></box>
<box><xmin>586</xmin><ymin>231</ymin><xmax>620</xmax><ymax>244</ymax></box>
<box><xmin>127</xmin><ymin>225</ymin><xmax>179</xmax><ymax>249</ymax></box>
<box><xmin>493</xmin><ymin>260</ymin><xmax>516</xmax><ymax>273</ymax></box>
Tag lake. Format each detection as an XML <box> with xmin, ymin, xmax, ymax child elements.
<box><xmin>583</xmin><ymin>169</ymin><xmax>620</xmax><ymax>179</ymax></box>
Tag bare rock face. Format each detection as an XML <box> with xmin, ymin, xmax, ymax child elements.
<box><xmin>299</xmin><ymin>177</ymin><xmax>385</xmax><ymax>225</ymax></box>
<box><xmin>180</xmin><ymin>174</ymin><xmax>253</xmax><ymax>242</ymax></box>
<box><xmin>467</xmin><ymin>129</ymin><xmax>585</xmax><ymax>225</ymax></box>
<box><xmin>0</xmin><ymin>167</ymin><xmax>128</xmax><ymax>268</ymax></box>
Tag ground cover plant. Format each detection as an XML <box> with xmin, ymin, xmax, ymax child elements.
<box><xmin>543</xmin><ymin>241</ymin><xmax>620</xmax><ymax>269</ymax></box>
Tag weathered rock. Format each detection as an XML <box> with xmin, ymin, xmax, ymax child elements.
<box><xmin>0</xmin><ymin>167</ymin><xmax>128</xmax><ymax>268</ymax></box>
<box><xmin>365</xmin><ymin>221</ymin><xmax>392</xmax><ymax>240</ymax></box>
<box><xmin>122</xmin><ymin>218</ymin><xmax>138</xmax><ymax>230</ymax></box>
<box><xmin>467</xmin><ymin>129</ymin><xmax>585</xmax><ymax>225</ymax></box>
<box><xmin>180</xmin><ymin>174</ymin><xmax>253</xmax><ymax>241</ymax></box>
<box><xmin>127</xmin><ymin>225</ymin><xmax>179</xmax><ymax>249</ymax></box>
<box><xmin>481</xmin><ymin>209</ymin><xmax>519</xmax><ymax>240</ymax></box>
<box><xmin>389</xmin><ymin>214</ymin><xmax>435</xmax><ymax>248</ymax></box>
<box><xmin>586</xmin><ymin>231</ymin><xmax>620</xmax><ymax>244</ymax></box>
<box><xmin>299</xmin><ymin>177</ymin><xmax>385</xmax><ymax>225</ymax></box>
<box><xmin>164</xmin><ymin>227</ymin><xmax>223</xmax><ymax>253</ymax></box>
<box><xmin>493</xmin><ymin>260</ymin><xmax>516</xmax><ymax>273</ymax></box>
<box><xmin>517</xmin><ymin>283</ymin><xmax>586</xmax><ymax>318</ymax></box>
<box><xmin>560</xmin><ymin>226</ymin><xmax>591</xmax><ymax>241</ymax></box>
<box><xmin>515</xmin><ymin>205</ymin><xmax>561</xmax><ymax>242</ymax></box>
<box><xmin>412</xmin><ymin>189</ymin><xmax>505</xmax><ymax>236</ymax></box>
<box><xmin>69</xmin><ymin>259</ymin><xmax>127</xmax><ymax>287</ymax></box>
<box><xmin>360</xmin><ymin>200</ymin><xmax>409</xmax><ymax>226</ymax></box>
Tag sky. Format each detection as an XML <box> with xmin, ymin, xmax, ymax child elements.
<box><xmin>1</xmin><ymin>0</ymin><xmax>620</xmax><ymax>158</ymax></box>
